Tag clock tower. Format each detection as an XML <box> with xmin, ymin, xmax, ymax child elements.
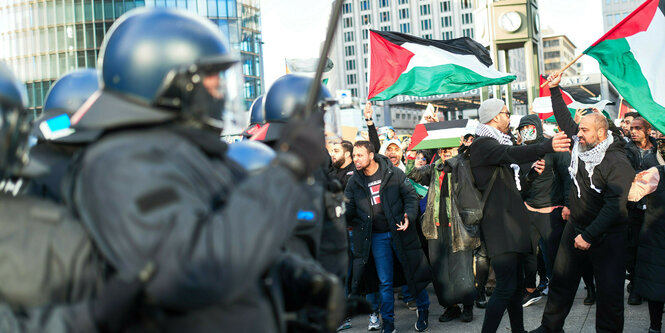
<box><xmin>475</xmin><ymin>0</ymin><xmax>542</xmax><ymax>112</ymax></box>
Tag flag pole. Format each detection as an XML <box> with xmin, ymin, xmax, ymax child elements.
<box><xmin>540</xmin><ymin>53</ymin><xmax>585</xmax><ymax>88</ymax></box>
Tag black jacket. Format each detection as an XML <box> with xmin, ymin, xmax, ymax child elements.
<box><xmin>344</xmin><ymin>155</ymin><xmax>430</xmax><ymax>296</ymax></box>
<box><xmin>625</xmin><ymin>136</ymin><xmax>660</xmax><ymax>173</ymax></box>
<box><xmin>469</xmin><ymin>133</ymin><xmax>555</xmax><ymax>257</ymax></box>
<box><xmin>70</xmin><ymin>127</ymin><xmax>306</xmax><ymax>333</ymax></box>
<box><xmin>518</xmin><ymin>114</ymin><xmax>571</xmax><ymax>208</ymax></box>
<box><xmin>331</xmin><ymin>162</ymin><xmax>355</xmax><ymax>190</ymax></box>
<box><xmin>635</xmin><ymin>166</ymin><xmax>665</xmax><ymax>302</ymax></box>
<box><xmin>551</xmin><ymin>86</ymin><xmax>634</xmax><ymax>244</ymax></box>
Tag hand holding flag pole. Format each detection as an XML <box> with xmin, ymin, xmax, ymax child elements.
<box><xmin>540</xmin><ymin>53</ymin><xmax>585</xmax><ymax>88</ymax></box>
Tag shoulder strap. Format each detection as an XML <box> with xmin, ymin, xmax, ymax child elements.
<box><xmin>480</xmin><ymin>167</ymin><xmax>499</xmax><ymax>206</ymax></box>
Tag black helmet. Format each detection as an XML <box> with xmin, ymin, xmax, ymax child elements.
<box><xmin>0</xmin><ymin>62</ymin><xmax>31</xmax><ymax>177</ymax></box>
<box><xmin>72</xmin><ymin>8</ymin><xmax>244</xmax><ymax>133</ymax></box>
<box><xmin>226</xmin><ymin>140</ymin><xmax>275</xmax><ymax>173</ymax></box>
<box><xmin>255</xmin><ymin>74</ymin><xmax>335</xmax><ymax>143</ymax></box>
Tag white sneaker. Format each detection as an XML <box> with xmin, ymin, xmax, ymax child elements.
<box><xmin>368</xmin><ymin>312</ymin><xmax>380</xmax><ymax>331</ymax></box>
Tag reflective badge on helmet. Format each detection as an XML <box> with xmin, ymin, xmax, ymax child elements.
<box><xmin>40</xmin><ymin>114</ymin><xmax>75</xmax><ymax>140</ymax></box>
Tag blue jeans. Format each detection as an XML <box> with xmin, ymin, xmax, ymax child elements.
<box><xmin>371</xmin><ymin>232</ymin><xmax>429</xmax><ymax>324</ymax></box>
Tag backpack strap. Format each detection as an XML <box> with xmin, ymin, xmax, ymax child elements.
<box><xmin>480</xmin><ymin>167</ymin><xmax>499</xmax><ymax>206</ymax></box>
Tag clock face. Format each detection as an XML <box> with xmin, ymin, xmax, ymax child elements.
<box><xmin>499</xmin><ymin>11</ymin><xmax>522</xmax><ymax>33</ymax></box>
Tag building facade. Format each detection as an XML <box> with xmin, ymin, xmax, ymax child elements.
<box><xmin>601</xmin><ymin>0</ymin><xmax>640</xmax><ymax>32</ymax></box>
<box><xmin>0</xmin><ymin>0</ymin><xmax>263</xmax><ymax>116</ymax></box>
<box><xmin>542</xmin><ymin>35</ymin><xmax>577</xmax><ymax>77</ymax></box>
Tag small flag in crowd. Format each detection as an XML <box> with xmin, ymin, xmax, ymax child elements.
<box><xmin>285</xmin><ymin>57</ymin><xmax>334</xmax><ymax>85</ymax></box>
<box><xmin>536</xmin><ymin>75</ymin><xmax>611</xmax><ymax>122</ymax></box>
<box><xmin>407</xmin><ymin>119</ymin><xmax>478</xmax><ymax>150</ymax></box>
<box><xmin>617</xmin><ymin>97</ymin><xmax>634</xmax><ymax>119</ymax></box>
<box><xmin>583</xmin><ymin>0</ymin><xmax>665</xmax><ymax>133</ymax></box>
<box><xmin>367</xmin><ymin>30</ymin><xmax>516</xmax><ymax>101</ymax></box>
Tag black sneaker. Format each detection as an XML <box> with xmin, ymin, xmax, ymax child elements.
<box><xmin>415</xmin><ymin>309</ymin><xmax>429</xmax><ymax>332</ymax></box>
<box><xmin>628</xmin><ymin>291</ymin><xmax>643</xmax><ymax>305</ymax></box>
<box><xmin>475</xmin><ymin>287</ymin><xmax>487</xmax><ymax>309</ymax></box>
<box><xmin>438</xmin><ymin>305</ymin><xmax>461</xmax><ymax>322</ymax></box>
<box><xmin>381</xmin><ymin>320</ymin><xmax>396</xmax><ymax>333</ymax></box>
<box><xmin>583</xmin><ymin>287</ymin><xmax>596</xmax><ymax>305</ymax></box>
<box><xmin>522</xmin><ymin>290</ymin><xmax>543</xmax><ymax>308</ymax></box>
<box><xmin>537</xmin><ymin>278</ymin><xmax>549</xmax><ymax>293</ymax></box>
<box><xmin>529</xmin><ymin>326</ymin><xmax>566</xmax><ymax>333</ymax></box>
<box><xmin>460</xmin><ymin>305</ymin><xmax>473</xmax><ymax>322</ymax></box>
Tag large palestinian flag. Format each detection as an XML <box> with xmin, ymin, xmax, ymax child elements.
<box><xmin>368</xmin><ymin>30</ymin><xmax>516</xmax><ymax>101</ymax></box>
<box><xmin>407</xmin><ymin>119</ymin><xmax>478</xmax><ymax>150</ymax></box>
<box><xmin>584</xmin><ymin>0</ymin><xmax>665</xmax><ymax>133</ymax></box>
<box><xmin>536</xmin><ymin>75</ymin><xmax>611</xmax><ymax>122</ymax></box>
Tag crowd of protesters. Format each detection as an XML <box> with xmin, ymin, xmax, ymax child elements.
<box><xmin>330</xmin><ymin>72</ymin><xmax>665</xmax><ymax>333</ymax></box>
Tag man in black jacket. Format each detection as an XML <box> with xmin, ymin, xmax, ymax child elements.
<box><xmin>516</xmin><ymin>115</ymin><xmax>572</xmax><ymax>307</ymax></box>
<box><xmin>624</xmin><ymin>116</ymin><xmax>661</xmax><ymax>305</ymax></box>
<box><xmin>532</xmin><ymin>72</ymin><xmax>634</xmax><ymax>333</ymax></box>
<box><xmin>345</xmin><ymin>141</ymin><xmax>431</xmax><ymax>333</ymax></box>
<box><xmin>469</xmin><ymin>98</ymin><xmax>570</xmax><ymax>333</ymax></box>
<box><xmin>330</xmin><ymin>140</ymin><xmax>355</xmax><ymax>189</ymax></box>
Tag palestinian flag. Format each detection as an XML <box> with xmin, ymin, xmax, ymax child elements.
<box><xmin>584</xmin><ymin>0</ymin><xmax>665</xmax><ymax>133</ymax></box>
<box><xmin>617</xmin><ymin>97</ymin><xmax>635</xmax><ymax>119</ymax></box>
<box><xmin>407</xmin><ymin>119</ymin><xmax>478</xmax><ymax>150</ymax></box>
<box><xmin>368</xmin><ymin>30</ymin><xmax>515</xmax><ymax>101</ymax></box>
<box><xmin>536</xmin><ymin>75</ymin><xmax>611</xmax><ymax>122</ymax></box>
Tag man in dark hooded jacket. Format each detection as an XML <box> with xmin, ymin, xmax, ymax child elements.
<box><xmin>516</xmin><ymin>115</ymin><xmax>571</xmax><ymax>307</ymax></box>
<box><xmin>532</xmin><ymin>72</ymin><xmax>634</xmax><ymax>333</ymax></box>
<box><xmin>624</xmin><ymin>116</ymin><xmax>661</xmax><ymax>305</ymax></box>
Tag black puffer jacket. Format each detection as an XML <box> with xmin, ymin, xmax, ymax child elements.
<box><xmin>635</xmin><ymin>166</ymin><xmax>665</xmax><ymax>302</ymax></box>
<box><xmin>518</xmin><ymin>114</ymin><xmax>571</xmax><ymax>208</ymax></box>
<box><xmin>551</xmin><ymin>86</ymin><xmax>634</xmax><ymax>244</ymax></box>
<box><xmin>344</xmin><ymin>155</ymin><xmax>430</xmax><ymax>296</ymax></box>
<box><xmin>625</xmin><ymin>136</ymin><xmax>660</xmax><ymax>173</ymax></box>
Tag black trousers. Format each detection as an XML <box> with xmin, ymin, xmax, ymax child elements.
<box><xmin>626</xmin><ymin>207</ymin><xmax>645</xmax><ymax>281</ymax></box>
<box><xmin>648</xmin><ymin>300</ymin><xmax>664</xmax><ymax>331</ymax></box>
<box><xmin>481</xmin><ymin>253</ymin><xmax>525</xmax><ymax>333</ymax></box>
<box><xmin>525</xmin><ymin>210</ymin><xmax>560</xmax><ymax>288</ymax></box>
<box><xmin>541</xmin><ymin>222</ymin><xmax>626</xmax><ymax>333</ymax></box>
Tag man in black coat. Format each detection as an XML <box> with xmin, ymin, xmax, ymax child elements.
<box><xmin>345</xmin><ymin>141</ymin><xmax>431</xmax><ymax>333</ymax></box>
<box><xmin>468</xmin><ymin>99</ymin><xmax>570</xmax><ymax>333</ymax></box>
<box><xmin>532</xmin><ymin>72</ymin><xmax>634</xmax><ymax>333</ymax></box>
<box><xmin>330</xmin><ymin>140</ymin><xmax>355</xmax><ymax>189</ymax></box>
<box><xmin>624</xmin><ymin>116</ymin><xmax>661</xmax><ymax>305</ymax></box>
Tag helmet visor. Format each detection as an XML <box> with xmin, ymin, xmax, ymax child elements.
<box><xmin>192</xmin><ymin>62</ymin><xmax>245</xmax><ymax>135</ymax></box>
<box><xmin>322</xmin><ymin>98</ymin><xmax>342</xmax><ymax>145</ymax></box>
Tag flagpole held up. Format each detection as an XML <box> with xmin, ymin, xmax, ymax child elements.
<box><xmin>540</xmin><ymin>53</ymin><xmax>585</xmax><ymax>88</ymax></box>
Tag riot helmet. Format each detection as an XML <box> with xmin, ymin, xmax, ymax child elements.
<box><xmin>0</xmin><ymin>62</ymin><xmax>31</xmax><ymax>177</ymax></box>
<box><xmin>253</xmin><ymin>74</ymin><xmax>340</xmax><ymax>143</ymax></box>
<box><xmin>72</xmin><ymin>8</ymin><xmax>244</xmax><ymax>134</ymax></box>
<box><xmin>249</xmin><ymin>95</ymin><xmax>265</xmax><ymax>125</ymax></box>
<box><xmin>226</xmin><ymin>140</ymin><xmax>276</xmax><ymax>173</ymax></box>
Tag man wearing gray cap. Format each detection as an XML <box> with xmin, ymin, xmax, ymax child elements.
<box><xmin>469</xmin><ymin>99</ymin><xmax>571</xmax><ymax>333</ymax></box>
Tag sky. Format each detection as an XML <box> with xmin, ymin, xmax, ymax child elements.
<box><xmin>260</xmin><ymin>0</ymin><xmax>605</xmax><ymax>89</ymax></box>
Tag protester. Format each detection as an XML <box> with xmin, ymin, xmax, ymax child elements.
<box><xmin>462</xmin><ymin>133</ymin><xmax>475</xmax><ymax>147</ymax></box>
<box><xmin>380</xmin><ymin>139</ymin><xmax>406</xmax><ymax>171</ymax></box>
<box><xmin>532</xmin><ymin>72</ymin><xmax>634</xmax><ymax>333</ymax></box>
<box><xmin>620</xmin><ymin>111</ymin><xmax>640</xmax><ymax>140</ymax></box>
<box><xmin>625</xmin><ymin>116</ymin><xmax>661</xmax><ymax>305</ymax></box>
<box><xmin>630</xmin><ymin>166</ymin><xmax>665</xmax><ymax>333</ymax></box>
<box><xmin>345</xmin><ymin>141</ymin><xmax>431</xmax><ymax>333</ymax></box>
<box><xmin>330</xmin><ymin>140</ymin><xmax>355</xmax><ymax>188</ymax></box>
<box><xmin>516</xmin><ymin>115</ymin><xmax>571</xmax><ymax>308</ymax></box>
<box><xmin>407</xmin><ymin>146</ymin><xmax>477</xmax><ymax>323</ymax></box>
<box><xmin>468</xmin><ymin>98</ymin><xmax>570</xmax><ymax>333</ymax></box>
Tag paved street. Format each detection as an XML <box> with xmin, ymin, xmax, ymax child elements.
<box><xmin>344</xmin><ymin>280</ymin><xmax>650</xmax><ymax>333</ymax></box>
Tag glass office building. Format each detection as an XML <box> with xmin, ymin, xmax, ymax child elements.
<box><xmin>0</xmin><ymin>0</ymin><xmax>264</xmax><ymax>116</ymax></box>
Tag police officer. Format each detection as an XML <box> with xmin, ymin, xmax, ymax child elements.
<box><xmin>62</xmin><ymin>8</ymin><xmax>335</xmax><ymax>332</ymax></box>
<box><xmin>241</xmin><ymin>94</ymin><xmax>265</xmax><ymax>139</ymax></box>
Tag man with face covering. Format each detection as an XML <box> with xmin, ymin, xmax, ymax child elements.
<box><xmin>531</xmin><ymin>72</ymin><xmax>634</xmax><ymax>333</ymax></box>
<box><xmin>516</xmin><ymin>115</ymin><xmax>571</xmax><ymax>307</ymax></box>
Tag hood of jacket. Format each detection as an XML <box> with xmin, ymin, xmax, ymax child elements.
<box><xmin>517</xmin><ymin>114</ymin><xmax>544</xmax><ymax>144</ymax></box>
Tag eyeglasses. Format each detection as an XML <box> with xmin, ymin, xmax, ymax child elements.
<box><xmin>499</xmin><ymin>111</ymin><xmax>511</xmax><ymax>117</ymax></box>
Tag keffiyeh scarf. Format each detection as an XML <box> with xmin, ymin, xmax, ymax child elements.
<box><xmin>569</xmin><ymin>131</ymin><xmax>613</xmax><ymax>198</ymax></box>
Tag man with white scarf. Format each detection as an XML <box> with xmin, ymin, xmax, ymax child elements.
<box><xmin>531</xmin><ymin>73</ymin><xmax>634</xmax><ymax>333</ymax></box>
<box><xmin>468</xmin><ymin>99</ymin><xmax>571</xmax><ymax>333</ymax></box>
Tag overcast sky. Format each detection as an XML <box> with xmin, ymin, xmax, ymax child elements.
<box><xmin>260</xmin><ymin>0</ymin><xmax>604</xmax><ymax>89</ymax></box>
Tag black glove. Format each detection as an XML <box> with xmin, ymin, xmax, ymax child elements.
<box><xmin>91</xmin><ymin>262</ymin><xmax>155</xmax><ymax>333</ymax></box>
<box><xmin>275</xmin><ymin>112</ymin><xmax>328</xmax><ymax>179</ymax></box>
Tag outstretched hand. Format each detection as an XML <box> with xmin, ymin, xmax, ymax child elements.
<box><xmin>547</xmin><ymin>72</ymin><xmax>562</xmax><ymax>88</ymax></box>
<box><xmin>551</xmin><ymin>132</ymin><xmax>571</xmax><ymax>152</ymax></box>
<box><xmin>396</xmin><ymin>213</ymin><xmax>409</xmax><ymax>231</ymax></box>
<box><xmin>364</xmin><ymin>102</ymin><xmax>373</xmax><ymax>120</ymax></box>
